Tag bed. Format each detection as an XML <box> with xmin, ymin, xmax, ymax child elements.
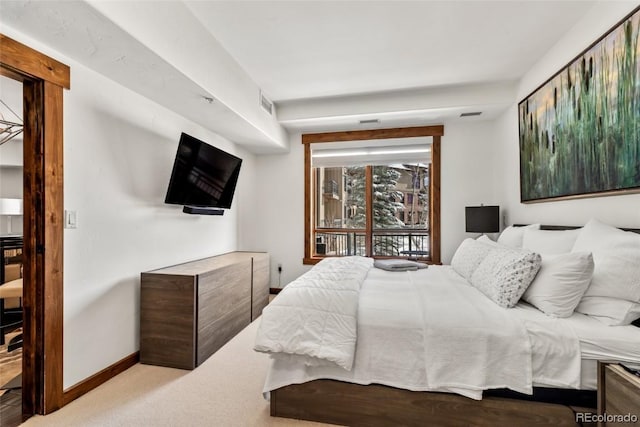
<box><xmin>255</xmin><ymin>221</ymin><xmax>640</xmax><ymax>426</ymax></box>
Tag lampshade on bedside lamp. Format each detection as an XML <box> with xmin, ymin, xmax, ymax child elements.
<box><xmin>465</xmin><ymin>205</ymin><xmax>499</xmax><ymax>234</ymax></box>
<box><xmin>0</xmin><ymin>198</ymin><xmax>23</xmax><ymax>235</ymax></box>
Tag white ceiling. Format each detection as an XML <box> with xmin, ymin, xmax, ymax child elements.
<box><xmin>0</xmin><ymin>1</ymin><xmax>598</xmax><ymax>149</ymax></box>
<box><xmin>186</xmin><ymin>1</ymin><xmax>593</xmax><ymax>102</ymax></box>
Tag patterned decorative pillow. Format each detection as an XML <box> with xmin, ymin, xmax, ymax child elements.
<box><xmin>470</xmin><ymin>246</ymin><xmax>542</xmax><ymax>308</ymax></box>
<box><xmin>451</xmin><ymin>238</ymin><xmax>493</xmax><ymax>281</ymax></box>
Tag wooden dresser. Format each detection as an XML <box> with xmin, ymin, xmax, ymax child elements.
<box><xmin>598</xmin><ymin>361</ymin><xmax>640</xmax><ymax>426</ymax></box>
<box><xmin>140</xmin><ymin>251</ymin><xmax>269</xmax><ymax>369</ymax></box>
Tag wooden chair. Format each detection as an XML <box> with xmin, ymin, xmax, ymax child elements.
<box><xmin>0</xmin><ymin>278</ymin><xmax>23</xmax><ymax>349</ymax></box>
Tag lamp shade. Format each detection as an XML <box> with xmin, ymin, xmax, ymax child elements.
<box><xmin>0</xmin><ymin>198</ymin><xmax>23</xmax><ymax>215</ymax></box>
<box><xmin>465</xmin><ymin>205</ymin><xmax>499</xmax><ymax>233</ymax></box>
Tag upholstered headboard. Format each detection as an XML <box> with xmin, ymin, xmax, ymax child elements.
<box><xmin>513</xmin><ymin>224</ymin><xmax>640</xmax><ymax>327</ymax></box>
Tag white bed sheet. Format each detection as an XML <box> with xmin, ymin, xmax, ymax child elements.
<box><xmin>511</xmin><ymin>300</ymin><xmax>640</xmax><ymax>390</ymax></box>
<box><xmin>563</xmin><ymin>311</ymin><xmax>640</xmax><ymax>362</ymax></box>
<box><xmin>514</xmin><ymin>301</ymin><xmax>640</xmax><ymax>390</ymax></box>
<box><xmin>512</xmin><ymin>302</ymin><xmax>640</xmax><ymax>363</ymax></box>
<box><xmin>263</xmin><ymin>265</ymin><xmax>605</xmax><ymax>398</ymax></box>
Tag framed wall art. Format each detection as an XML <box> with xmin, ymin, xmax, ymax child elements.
<box><xmin>519</xmin><ymin>6</ymin><xmax>640</xmax><ymax>203</ymax></box>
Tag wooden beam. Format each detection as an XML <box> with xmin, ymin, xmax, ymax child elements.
<box><xmin>303</xmin><ymin>143</ymin><xmax>312</xmax><ymax>262</ymax></box>
<box><xmin>302</xmin><ymin>125</ymin><xmax>444</xmax><ymax>144</ymax></box>
<box><xmin>22</xmin><ymin>78</ymin><xmax>65</xmax><ymax>415</ymax></box>
<box><xmin>0</xmin><ymin>65</ymin><xmax>27</xmax><ymax>82</ymax></box>
<box><xmin>42</xmin><ymin>80</ymin><xmax>65</xmax><ymax>413</ymax></box>
<box><xmin>21</xmin><ymin>79</ymin><xmax>42</xmax><ymax>419</ymax></box>
<box><xmin>0</xmin><ymin>34</ymin><xmax>70</xmax><ymax>89</ymax></box>
<box><xmin>430</xmin><ymin>135</ymin><xmax>441</xmax><ymax>264</ymax></box>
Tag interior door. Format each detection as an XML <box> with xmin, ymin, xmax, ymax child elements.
<box><xmin>1</xmin><ymin>33</ymin><xmax>69</xmax><ymax>418</ymax></box>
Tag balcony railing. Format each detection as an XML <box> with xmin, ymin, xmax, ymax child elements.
<box><xmin>314</xmin><ymin>230</ymin><xmax>430</xmax><ymax>258</ymax></box>
<box><xmin>315</xmin><ymin>231</ymin><xmax>366</xmax><ymax>256</ymax></box>
<box><xmin>373</xmin><ymin>232</ymin><xmax>429</xmax><ymax>257</ymax></box>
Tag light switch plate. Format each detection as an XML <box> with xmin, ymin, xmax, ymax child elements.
<box><xmin>64</xmin><ymin>210</ymin><xmax>77</xmax><ymax>229</ymax></box>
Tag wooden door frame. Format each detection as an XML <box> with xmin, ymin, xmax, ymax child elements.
<box><xmin>1</xmin><ymin>34</ymin><xmax>69</xmax><ymax>416</ymax></box>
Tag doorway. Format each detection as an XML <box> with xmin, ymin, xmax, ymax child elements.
<box><xmin>0</xmin><ymin>34</ymin><xmax>69</xmax><ymax>421</ymax></box>
<box><xmin>0</xmin><ymin>75</ymin><xmax>25</xmax><ymax>426</ymax></box>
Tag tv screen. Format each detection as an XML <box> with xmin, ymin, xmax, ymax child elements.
<box><xmin>164</xmin><ymin>133</ymin><xmax>242</xmax><ymax>209</ymax></box>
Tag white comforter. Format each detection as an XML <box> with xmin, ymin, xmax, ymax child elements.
<box><xmin>261</xmin><ymin>262</ymin><xmax>582</xmax><ymax>400</ymax></box>
<box><xmin>254</xmin><ymin>256</ymin><xmax>373</xmax><ymax>370</ymax></box>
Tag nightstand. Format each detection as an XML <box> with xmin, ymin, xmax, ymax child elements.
<box><xmin>597</xmin><ymin>361</ymin><xmax>640</xmax><ymax>426</ymax></box>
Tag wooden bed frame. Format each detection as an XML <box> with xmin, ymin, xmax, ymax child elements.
<box><xmin>270</xmin><ymin>224</ymin><xmax>640</xmax><ymax>426</ymax></box>
<box><xmin>271</xmin><ymin>380</ymin><xmax>587</xmax><ymax>426</ymax></box>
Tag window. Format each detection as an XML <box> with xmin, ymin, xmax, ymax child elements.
<box><xmin>303</xmin><ymin>126</ymin><xmax>442</xmax><ymax>264</ymax></box>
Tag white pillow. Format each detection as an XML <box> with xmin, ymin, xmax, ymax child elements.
<box><xmin>522</xmin><ymin>252</ymin><xmax>594</xmax><ymax>317</ymax></box>
<box><xmin>470</xmin><ymin>246</ymin><xmax>542</xmax><ymax>308</ymax></box>
<box><xmin>477</xmin><ymin>235</ymin><xmax>498</xmax><ymax>246</ymax></box>
<box><xmin>451</xmin><ymin>238</ymin><xmax>492</xmax><ymax>281</ymax></box>
<box><xmin>522</xmin><ymin>228</ymin><xmax>580</xmax><ymax>255</ymax></box>
<box><xmin>498</xmin><ymin>224</ymin><xmax>541</xmax><ymax>248</ymax></box>
<box><xmin>572</xmin><ymin>219</ymin><xmax>640</xmax><ymax>302</ymax></box>
<box><xmin>575</xmin><ymin>296</ymin><xmax>640</xmax><ymax>326</ymax></box>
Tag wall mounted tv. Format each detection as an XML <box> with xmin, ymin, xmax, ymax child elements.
<box><xmin>164</xmin><ymin>133</ymin><xmax>242</xmax><ymax>215</ymax></box>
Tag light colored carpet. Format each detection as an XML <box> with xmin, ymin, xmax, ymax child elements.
<box><xmin>21</xmin><ymin>320</ymin><xmax>331</xmax><ymax>427</ymax></box>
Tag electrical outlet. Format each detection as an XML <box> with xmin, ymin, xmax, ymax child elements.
<box><xmin>277</xmin><ymin>263</ymin><xmax>282</xmax><ymax>273</ymax></box>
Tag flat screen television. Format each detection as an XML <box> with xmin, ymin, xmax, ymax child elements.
<box><xmin>164</xmin><ymin>133</ymin><xmax>242</xmax><ymax>213</ymax></box>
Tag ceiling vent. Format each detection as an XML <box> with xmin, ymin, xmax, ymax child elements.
<box><xmin>259</xmin><ymin>91</ymin><xmax>273</xmax><ymax>115</ymax></box>
<box><xmin>460</xmin><ymin>112</ymin><xmax>482</xmax><ymax>117</ymax></box>
<box><xmin>359</xmin><ymin>119</ymin><xmax>380</xmax><ymax>124</ymax></box>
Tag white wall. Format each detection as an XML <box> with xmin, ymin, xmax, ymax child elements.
<box><xmin>440</xmin><ymin>120</ymin><xmax>502</xmax><ymax>261</ymax></box>
<box><xmin>1</xmin><ymin>27</ymin><xmax>258</xmax><ymax>388</ymax></box>
<box><xmin>250</xmin><ymin>120</ymin><xmax>501</xmax><ymax>287</ymax></box>
<box><xmin>251</xmin><ymin>133</ymin><xmax>309</xmax><ymax>286</ymax></box>
<box><xmin>495</xmin><ymin>1</ymin><xmax>640</xmax><ymax>228</ymax></box>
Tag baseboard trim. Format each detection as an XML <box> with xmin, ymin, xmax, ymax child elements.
<box><xmin>62</xmin><ymin>351</ymin><xmax>139</xmax><ymax>406</ymax></box>
<box><xmin>269</xmin><ymin>287</ymin><xmax>282</xmax><ymax>294</ymax></box>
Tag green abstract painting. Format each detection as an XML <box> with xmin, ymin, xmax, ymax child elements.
<box><xmin>519</xmin><ymin>7</ymin><xmax>640</xmax><ymax>202</ymax></box>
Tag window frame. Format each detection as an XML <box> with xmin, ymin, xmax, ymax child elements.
<box><xmin>303</xmin><ymin>125</ymin><xmax>443</xmax><ymax>265</ymax></box>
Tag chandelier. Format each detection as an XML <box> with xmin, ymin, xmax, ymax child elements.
<box><xmin>0</xmin><ymin>98</ymin><xmax>23</xmax><ymax>146</ymax></box>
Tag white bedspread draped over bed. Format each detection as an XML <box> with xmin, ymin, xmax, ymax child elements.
<box><xmin>254</xmin><ymin>256</ymin><xmax>373</xmax><ymax>370</ymax></box>
<box><xmin>259</xmin><ymin>260</ymin><xmax>583</xmax><ymax>400</ymax></box>
<box><xmin>415</xmin><ymin>267</ymin><xmax>534</xmax><ymax>396</ymax></box>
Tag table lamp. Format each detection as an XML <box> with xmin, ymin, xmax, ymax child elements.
<box><xmin>0</xmin><ymin>198</ymin><xmax>23</xmax><ymax>235</ymax></box>
<box><xmin>465</xmin><ymin>205</ymin><xmax>499</xmax><ymax>236</ymax></box>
